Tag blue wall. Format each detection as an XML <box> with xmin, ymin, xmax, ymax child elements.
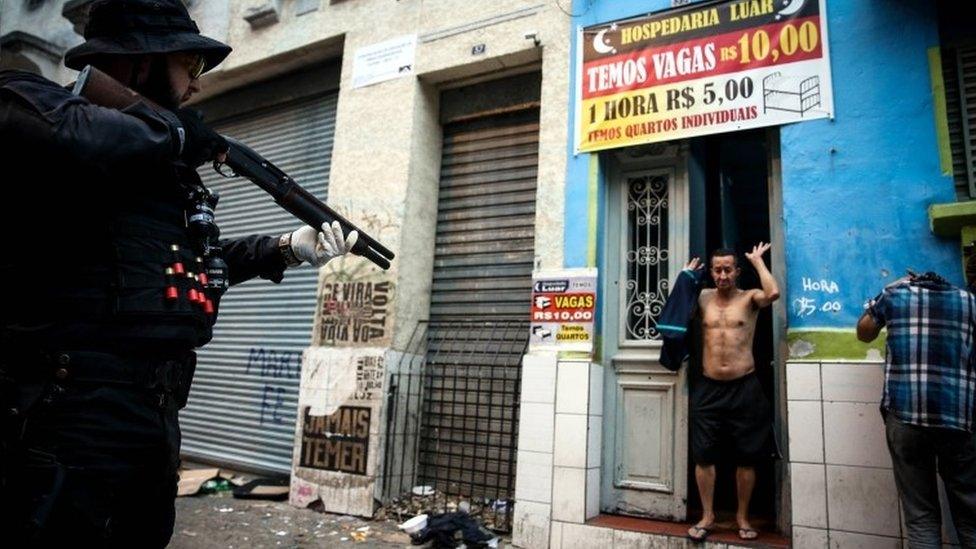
<box><xmin>564</xmin><ymin>0</ymin><xmax>961</xmax><ymax>330</ymax></box>
<box><xmin>780</xmin><ymin>0</ymin><xmax>958</xmax><ymax>329</ymax></box>
<box><xmin>564</xmin><ymin>0</ymin><xmax>673</xmax><ymax>268</ymax></box>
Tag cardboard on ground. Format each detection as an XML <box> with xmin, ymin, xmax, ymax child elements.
<box><xmin>177</xmin><ymin>468</ymin><xmax>224</xmax><ymax>496</ymax></box>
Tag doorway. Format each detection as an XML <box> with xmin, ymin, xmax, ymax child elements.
<box><xmin>598</xmin><ymin>131</ymin><xmax>781</xmax><ymax>527</ymax></box>
<box><xmin>418</xmin><ymin>73</ymin><xmax>542</xmax><ymax>531</ymax></box>
<box><xmin>686</xmin><ymin>128</ymin><xmax>778</xmax><ymax>528</ymax></box>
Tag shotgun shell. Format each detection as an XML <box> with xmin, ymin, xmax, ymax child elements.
<box><xmin>204</xmin><ymin>299</ymin><xmax>215</xmax><ymax>314</ymax></box>
<box><xmin>198</xmin><ymin>272</ymin><xmax>209</xmax><ymax>285</ymax></box>
<box><xmin>172</xmin><ymin>262</ymin><xmax>185</xmax><ymax>274</ymax></box>
<box><xmin>165</xmin><ymin>286</ymin><xmax>179</xmax><ymax>300</ymax></box>
<box><xmin>188</xmin><ymin>288</ymin><xmax>199</xmax><ymax>302</ymax></box>
<box><xmin>165</xmin><ymin>267</ymin><xmax>175</xmax><ymax>277</ymax></box>
<box><xmin>189</xmin><ymin>273</ymin><xmax>205</xmax><ymax>303</ymax></box>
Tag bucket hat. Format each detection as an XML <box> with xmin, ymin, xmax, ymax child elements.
<box><xmin>64</xmin><ymin>0</ymin><xmax>231</xmax><ymax>74</ymax></box>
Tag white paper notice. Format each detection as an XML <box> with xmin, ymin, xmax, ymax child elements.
<box><xmin>299</xmin><ymin>347</ymin><xmax>356</xmax><ymax>417</ymax></box>
<box><xmin>351</xmin><ymin>35</ymin><xmax>417</xmax><ymax>89</ymax></box>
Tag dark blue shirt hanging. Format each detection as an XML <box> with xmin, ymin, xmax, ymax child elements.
<box><xmin>658</xmin><ymin>268</ymin><xmax>704</xmax><ymax>371</ymax></box>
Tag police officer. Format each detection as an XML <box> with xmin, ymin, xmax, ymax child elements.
<box><xmin>0</xmin><ymin>1</ymin><xmax>356</xmax><ymax>546</ymax></box>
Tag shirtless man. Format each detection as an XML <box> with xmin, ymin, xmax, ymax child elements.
<box><xmin>685</xmin><ymin>244</ymin><xmax>779</xmax><ymax>543</ymax></box>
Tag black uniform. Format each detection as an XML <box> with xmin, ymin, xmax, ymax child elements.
<box><xmin>0</xmin><ymin>69</ymin><xmax>286</xmax><ymax>546</ymax></box>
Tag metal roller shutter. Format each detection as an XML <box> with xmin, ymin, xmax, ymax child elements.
<box><xmin>180</xmin><ymin>93</ymin><xmax>338</xmax><ymax>473</ymax></box>
<box><xmin>418</xmin><ymin>108</ymin><xmax>539</xmax><ymax>501</ymax></box>
<box><xmin>942</xmin><ymin>45</ymin><xmax>976</xmax><ymax>200</ymax></box>
<box><xmin>430</xmin><ymin>112</ymin><xmax>539</xmax><ymax>319</ymax></box>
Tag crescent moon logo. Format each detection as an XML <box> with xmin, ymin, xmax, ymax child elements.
<box><xmin>776</xmin><ymin>0</ymin><xmax>807</xmax><ymax>19</ymax></box>
<box><xmin>592</xmin><ymin>28</ymin><xmax>616</xmax><ymax>55</ymax></box>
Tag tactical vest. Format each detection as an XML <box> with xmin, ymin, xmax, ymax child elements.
<box><xmin>9</xmin><ymin>182</ymin><xmax>223</xmax><ymax>349</ymax></box>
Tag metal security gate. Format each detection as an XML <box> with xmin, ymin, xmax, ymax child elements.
<box><xmin>418</xmin><ymin>108</ymin><xmax>540</xmax><ymax>514</ymax></box>
<box><xmin>180</xmin><ymin>92</ymin><xmax>338</xmax><ymax>473</ymax></box>
<box><xmin>381</xmin><ymin>319</ymin><xmax>530</xmax><ymax>532</ymax></box>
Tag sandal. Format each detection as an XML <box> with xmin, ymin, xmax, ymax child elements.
<box><xmin>687</xmin><ymin>525</ymin><xmax>712</xmax><ymax>542</ymax></box>
<box><xmin>738</xmin><ymin>527</ymin><xmax>760</xmax><ymax>540</ymax></box>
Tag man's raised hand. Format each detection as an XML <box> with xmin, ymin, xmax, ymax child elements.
<box><xmin>745</xmin><ymin>242</ymin><xmax>771</xmax><ymax>263</ymax></box>
<box><xmin>746</xmin><ymin>242</ymin><xmax>780</xmax><ymax>306</ymax></box>
<box><xmin>683</xmin><ymin>257</ymin><xmax>702</xmax><ymax>271</ymax></box>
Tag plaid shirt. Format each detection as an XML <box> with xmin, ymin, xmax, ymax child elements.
<box><xmin>868</xmin><ymin>278</ymin><xmax>976</xmax><ymax>432</ymax></box>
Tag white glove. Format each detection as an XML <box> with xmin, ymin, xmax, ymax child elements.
<box><xmin>289</xmin><ymin>221</ymin><xmax>358</xmax><ymax>267</ymax></box>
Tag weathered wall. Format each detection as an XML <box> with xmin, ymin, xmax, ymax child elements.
<box><xmin>0</xmin><ymin>0</ymin><xmax>79</xmax><ymax>81</ymax></box>
<box><xmin>782</xmin><ymin>1</ymin><xmax>958</xmax><ymax>348</ymax></box>
<box><xmin>784</xmin><ymin>359</ymin><xmax>955</xmax><ymax>547</ymax></box>
<box><xmin>198</xmin><ymin>0</ymin><xmax>570</xmax><ymax>349</ymax></box>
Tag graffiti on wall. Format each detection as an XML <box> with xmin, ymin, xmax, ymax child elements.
<box><xmin>298</xmin><ymin>347</ymin><xmax>387</xmax><ymax>419</ymax></box>
<box><xmin>247</xmin><ymin>348</ymin><xmax>301</xmax><ymax>379</ymax></box>
<box><xmin>792</xmin><ymin>276</ymin><xmax>843</xmax><ymax>318</ymax></box>
<box><xmin>245</xmin><ymin>347</ymin><xmax>302</xmax><ymax>425</ymax></box>
<box><xmin>298</xmin><ymin>405</ymin><xmax>371</xmax><ymax>475</ymax></box>
<box><xmin>353</xmin><ymin>354</ymin><xmax>384</xmax><ymax>401</ymax></box>
<box><xmin>314</xmin><ymin>203</ymin><xmax>396</xmax><ymax>348</ymax></box>
<box><xmin>318</xmin><ymin>279</ymin><xmax>392</xmax><ymax>346</ymax></box>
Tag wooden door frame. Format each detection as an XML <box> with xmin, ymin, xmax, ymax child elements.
<box><xmin>766</xmin><ymin>127</ymin><xmax>790</xmax><ymax>533</ymax></box>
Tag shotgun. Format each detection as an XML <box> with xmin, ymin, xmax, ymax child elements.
<box><xmin>71</xmin><ymin>65</ymin><xmax>394</xmax><ymax>270</ymax></box>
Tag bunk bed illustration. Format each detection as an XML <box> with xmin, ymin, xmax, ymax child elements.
<box><xmin>762</xmin><ymin>71</ymin><xmax>821</xmax><ymax>116</ymax></box>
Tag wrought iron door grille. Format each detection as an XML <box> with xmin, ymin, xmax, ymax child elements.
<box><xmin>381</xmin><ymin>320</ymin><xmax>529</xmax><ymax>531</ymax></box>
<box><xmin>625</xmin><ymin>173</ymin><xmax>670</xmax><ymax>341</ymax></box>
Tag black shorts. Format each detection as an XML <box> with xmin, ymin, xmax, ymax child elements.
<box><xmin>691</xmin><ymin>372</ymin><xmax>773</xmax><ymax>466</ymax></box>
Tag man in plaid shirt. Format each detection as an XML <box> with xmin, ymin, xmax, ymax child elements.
<box><xmin>857</xmin><ymin>271</ymin><xmax>976</xmax><ymax>548</ymax></box>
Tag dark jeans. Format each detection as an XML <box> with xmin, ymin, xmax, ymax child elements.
<box><xmin>1</xmin><ymin>350</ymin><xmax>192</xmax><ymax>548</ymax></box>
<box><xmin>884</xmin><ymin>414</ymin><xmax>976</xmax><ymax>548</ymax></box>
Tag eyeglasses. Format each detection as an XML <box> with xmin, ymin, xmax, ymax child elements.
<box><xmin>187</xmin><ymin>54</ymin><xmax>205</xmax><ymax>80</ymax></box>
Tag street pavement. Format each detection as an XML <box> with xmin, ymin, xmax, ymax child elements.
<box><xmin>170</xmin><ymin>491</ymin><xmax>413</xmax><ymax>548</ymax></box>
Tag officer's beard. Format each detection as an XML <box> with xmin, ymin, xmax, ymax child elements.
<box><xmin>136</xmin><ymin>56</ymin><xmax>181</xmax><ymax>111</ymax></box>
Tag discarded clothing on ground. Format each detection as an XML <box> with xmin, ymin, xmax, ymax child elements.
<box><xmin>408</xmin><ymin>511</ymin><xmax>497</xmax><ymax>548</ymax></box>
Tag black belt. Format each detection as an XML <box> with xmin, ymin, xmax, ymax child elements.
<box><xmin>2</xmin><ymin>349</ymin><xmax>195</xmax><ymax>395</ymax></box>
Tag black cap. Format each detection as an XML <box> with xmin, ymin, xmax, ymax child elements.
<box><xmin>64</xmin><ymin>0</ymin><xmax>231</xmax><ymax>74</ymax></box>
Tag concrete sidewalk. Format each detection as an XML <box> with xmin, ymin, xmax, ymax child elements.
<box><xmin>171</xmin><ymin>491</ymin><xmax>411</xmax><ymax>548</ymax></box>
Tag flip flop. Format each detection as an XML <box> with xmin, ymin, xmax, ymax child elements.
<box><xmin>687</xmin><ymin>525</ymin><xmax>712</xmax><ymax>542</ymax></box>
<box><xmin>738</xmin><ymin>528</ymin><xmax>760</xmax><ymax>540</ymax></box>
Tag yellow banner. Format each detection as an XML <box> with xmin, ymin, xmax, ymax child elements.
<box><xmin>576</xmin><ymin>0</ymin><xmax>833</xmax><ymax>153</ymax></box>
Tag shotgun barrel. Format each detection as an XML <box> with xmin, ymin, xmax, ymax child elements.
<box><xmin>72</xmin><ymin>65</ymin><xmax>394</xmax><ymax>270</ymax></box>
